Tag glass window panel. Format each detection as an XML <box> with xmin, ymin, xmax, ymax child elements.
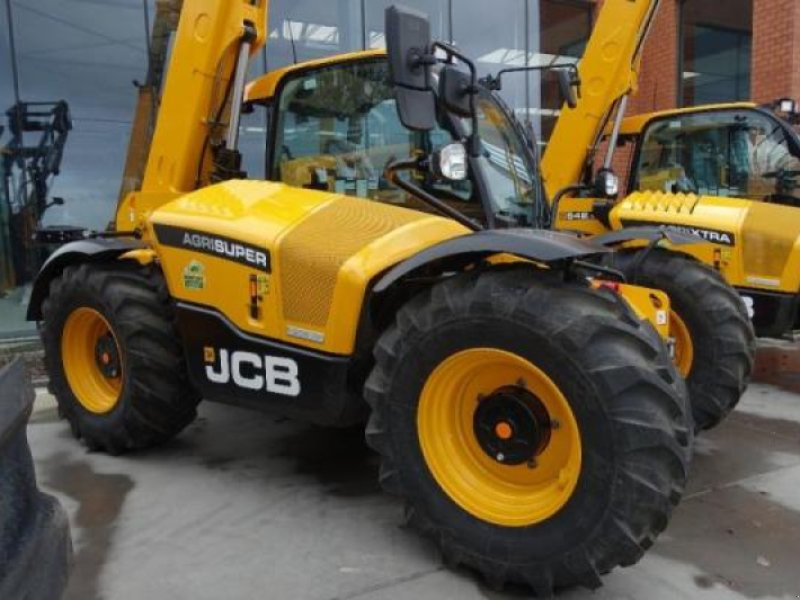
<box><xmin>680</xmin><ymin>0</ymin><xmax>752</xmax><ymax>106</ymax></box>
<box><xmin>633</xmin><ymin>110</ymin><xmax>800</xmax><ymax>203</ymax></box>
<box><xmin>265</xmin><ymin>0</ymin><xmax>362</xmax><ymax>70</ymax></box>
<box><xmin>452</xmin><ymin>0</ymin><xmax>528</xmax><ymax>121</ymax></box>
<box><xmin>529</xmin><ymin>0</ymin><xmax>592</xmax><ymax>147</ymax></box>
<box><xmin>364</xmin><ymin>0</ymin><xmax>448</xmax><ymax>50</ymax></box>
<box><xmin>0</xmin><ymin>0</ymin><xmax>157</xmax><ymax>339</ymax></box>
<box><xmin>270</xmin><ymin>60</ymin><xmax>480</xmax><ymax>219</ymax></box>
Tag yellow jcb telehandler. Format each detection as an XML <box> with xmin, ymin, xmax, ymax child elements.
<box><xmin>608</xmin><ymin>100</ymin><xmax>800</xmax><ymax>341</ymax></box>
<box><xmin>28</xmin><ymin>1</ymin><xmax>692</xmax><ymax>592</ymax></box>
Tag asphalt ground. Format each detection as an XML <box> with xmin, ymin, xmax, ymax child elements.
<box><xmin>28</xmin><ymin>383</ymin><xmax>800</xmax><ymax>600</ymax></box>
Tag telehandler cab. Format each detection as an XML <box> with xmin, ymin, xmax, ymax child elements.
<box><xmin>27</xmin><ymin>1</ymin><xmax>692</xmax><ymax>593</ymax></box>
<box><xmin>539</xmin><ymin>0</ymin><xmax>755</xmax><ymax>431</ymax></box>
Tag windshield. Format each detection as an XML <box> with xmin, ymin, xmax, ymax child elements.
<box><xmin>269</xmin><ymin>60</ymin><xmax>484</xmax><ymax>222</ymax></box>
<box><xmin>633</xmin><ymin>109</ymin><xmax>800</xmax><ymax>204</ymax></box>
<box><xmin>468</xmin><ymin>90</ymin><xmax>542</xmax><ymax>226</ymax></box>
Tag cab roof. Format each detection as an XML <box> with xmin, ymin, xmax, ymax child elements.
<box><xmin>245</xmin><ymin>49</ymin><xmax>387</xmax><ymax>104</ymax></box>
<box><xmin>619</xmin><ymin>102</ymin><xmax>759</xmax><ymax>136</ymax></box>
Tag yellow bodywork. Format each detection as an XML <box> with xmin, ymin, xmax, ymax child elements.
<box><xmin>147</xmin><ymin>180</ymin><xmax>469</xmax><ymax>355</ymax></box>
<box><xmin>117</xmin><ymin>0</ymin><xmax>269</xmax><ymax>234</ymax></box>
<box><xmin>556</xmin><ymin>188</ymin><xmax>800</xmax><ymax>296</ymax></box>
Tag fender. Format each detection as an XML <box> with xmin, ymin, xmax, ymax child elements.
<box><xmin>26</xmin><ymin>237</ymin><xmax>145</xmax><ymax>321</ymax></box>
<box><xmin>592</xmin><ymin>226</ymin><xmax>707</xmax><ymax>248</ymax></box>
<box><xmin>372</xmin><ymin>228</ymin><xmax>611</xmax><ymax>294</ymax></box>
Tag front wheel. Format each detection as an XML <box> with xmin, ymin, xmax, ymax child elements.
<box><xmin>607</xmin><ymin>249</ymin><xmax>755</xmax><ymax>431</ymax></box>
<box><xmin>365</xmin><ymin>269</ymin><xmax>692</xmax><ymax>594</ymax></box>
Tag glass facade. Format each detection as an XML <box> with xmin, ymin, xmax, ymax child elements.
<box><xmin>680</xmin><ymin>0</ymin><xmax>753</xmax><ymax>106</ymax></box>
<box><xmin>0</xmin><ymin>0</ymin><xmax>591</xmax><ymax>338</ymax></box>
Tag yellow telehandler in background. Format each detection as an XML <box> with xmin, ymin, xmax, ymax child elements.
<box><xmin>540</xmin><ymin>0</ymin><xmax>755</xmax><ymax>431</ymax></box>
<box><xmin>611</xmin><ymin>99</ymin><xmax>800</xmax><ymax>341</ymax></box>
<box><xmin>25</xmin><ymin>0</ymin><xmax>693</xmax><ymax>593</ymax></box>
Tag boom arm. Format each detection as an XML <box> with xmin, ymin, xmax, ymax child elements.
<box><xmin>540</xmin><ymin>0</ymin><xmax>660</xmax><ymax>202</ymax></box>
<box><xmin>115</xmin><ymin>0</ymin><xmax>268</xmax><ymax>233</ymax></box>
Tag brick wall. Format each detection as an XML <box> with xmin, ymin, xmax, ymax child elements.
<box><xmin>629</xmin><ymin>0</ymin><xmax>679</xmax><ymax>114</ymax></box>
<box><xmin>590</xmin><ymin>0</ymin><xmax>800</xmax><ymax>114</ymax></box>
<box><xmin>752</xmin><ymin>0</ymin><xmax>800</xmax><ymax>103</ymax></box>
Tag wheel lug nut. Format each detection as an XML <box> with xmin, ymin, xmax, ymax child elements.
<box><xmin>496</xmin><ymin>453</ymin><xmax>505</xmax><ymax>462</ymax></box>
<box><xmin>527</xmin><ymin>459</ymin><xmax>537</xmax><ymax>469</ymax></box>
<box><xmin>550</xmin><ymin>419</ymin><xmax>560</xmax><ymax>430</ymax></box>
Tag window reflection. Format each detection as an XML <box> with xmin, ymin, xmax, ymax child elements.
<box><xmin>680</xmin><ymin>0</ymin><xmax>752</xmax><ymax>106</ymax></box>
<box><xmin>634</xmin><ymin>110</ymin><xmax>800</xmax><ymax>205</ymax></box>
<box><xmin>265</xmin><ymin>0</ymin><xmax>362</xmax><ymax>68</ymax></box>
<box><xmin>364</xmin><ymin>0</ymin><xmax>448</xmax><ymax>49</ymax></box>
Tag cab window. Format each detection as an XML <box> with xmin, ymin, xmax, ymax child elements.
<box><xmin>633</xmin><ymin>110</ymin><xmax>800</xmax><ymax>204</ymax></box>
<box><xmin>270</xmin><ymin>60</ymin><xmax>477</xmax><ymax>217</ymax></box>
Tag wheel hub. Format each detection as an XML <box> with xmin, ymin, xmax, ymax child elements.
<box><xmin>473</xmin><ymin>385</ymin><xmax>552</xmax><ymax>466</ymax></box>
<box><xmin>94</xmin><ymin>333</ymin><xmax>121</xmax><ymax>379</ymax></box>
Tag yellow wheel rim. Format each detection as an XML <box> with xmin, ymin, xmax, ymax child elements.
<box><xmin>670</xmin><ymin>310</ymin><xmax>694</xmax><ymax>377</ymax></box>
<box><xmin>417</xmin><ymin>348</ymin><xmax>582</xmax><ymax>528</ymax></box>
<box><xmin>61</xmin><ymin>307</ymin><xmax>123</xmax><ymax>414</ymax></box>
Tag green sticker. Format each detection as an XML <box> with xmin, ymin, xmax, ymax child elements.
<box><xmin>183</xmin><ymin>260</ymin><xmax>206</xmax><ymax>290</ymax></box>
<box><xmin>256</xmin><ymin>274</ymin><xmax>270</xmax><ymax>295</ymax></box>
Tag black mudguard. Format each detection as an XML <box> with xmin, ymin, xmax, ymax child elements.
<box><xmin>592</xmin><ymin>226</ymin><xmax>706</xmax><ymax>248</ymax></box>
<box><xmin>26</xmin><ymin>237</ymin><xmax>145</xmax><ymax>321</ymax></box>
<box><xmin>372</xmin><ymin>228</ymin><xmax>610</xmax><ymax>294</ymax></box>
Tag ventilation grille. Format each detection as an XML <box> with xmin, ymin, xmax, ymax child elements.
<box><xmin>279</xmin><ymin>197</ymin><xmax>424</xmax><ymax>327</ymax></box>
<box><xmin>624</xmin><ymin>191</ymin><xmax>699</xmax><ymax>215</ymax></box>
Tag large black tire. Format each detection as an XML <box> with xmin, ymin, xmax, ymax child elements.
<box><xmin>365</xmin><ymin>268</ymin><xmax>692</xmax><ymax>594</ymax></box>
<box><xmin>607</xmin><ymin>249</ymin><xmax>755</xmax><ymax>431</ymax></box>
<box><xmin>41</xmin><ymin>262</ymin><xmax>200</xmax><ymax>454</ymax></box>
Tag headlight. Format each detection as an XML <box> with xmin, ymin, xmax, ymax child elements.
<box><xmin>435</xmin><ymin>143</ymin><xmax>468</xmax><ymax>181</ymax></box>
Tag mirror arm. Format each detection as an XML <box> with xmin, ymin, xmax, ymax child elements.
<box><xmin>431</xmin><ymin>42</ymin><xmax>483</xmax><ymax>158</ymax></box>
<box><xmin>384</xmin><ymin>157</ymin><xmax>483</xmax><ymax>231</ymax></box>
<box><xmin>481</xmin><ymin>64</ymin><xmax>581</xmax><ymax>96</ymax></box>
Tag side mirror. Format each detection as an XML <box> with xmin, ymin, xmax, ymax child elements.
<box><xmin>594</xmin><ymin>168</ymin><xmax>619</xmax><ymax>198</ymax></box>
<box><xmin>386</xmin><ymin>5</ymin><xmax>437</xmax><ymax>131</ymax></box>
<box><xmin>431</xmin><ymin>143</ymin><xmax>468</xmax><ymax>181</ymax></box>
<box><xmin>439</xmin><ymin>65</ymin><xmax>474</xmax><ymax>118</ymax></box>
<box><xmin>556</xmin><ymin>69</ymin><xmax>578</xmax><ymax>110</ymax></box>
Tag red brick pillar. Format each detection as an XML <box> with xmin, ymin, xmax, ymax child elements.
<box><xmin>752</xmin><ymin>0</ymin><xmax>800</xmax><ymax>103</ymax></box>
<box><xmin>629</xmin><ymin>0</ymin><xmax>679</xmax><ymax>114</ymax></box>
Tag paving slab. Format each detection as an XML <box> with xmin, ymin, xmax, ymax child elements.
<box><xmin>27</xmin><ymin>383</ymin><xmax>800</xmax><ymax>600</ymax></box>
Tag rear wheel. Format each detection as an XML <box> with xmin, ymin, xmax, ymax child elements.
<box><xmin>609</xmin><ymin>250</ymin><xmax>755</xmax><ymax>431</ymax></box>
<box><xmin>41</xmin><ymin>262</ymin><xmax>200</xmax><ymax>454</ymax></box>
<box><xmin>365</xmin><ymin>268</ymin><xmax>692</xmax><ymax>593</ymax></box>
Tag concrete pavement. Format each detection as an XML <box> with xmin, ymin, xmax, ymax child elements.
<box><xmin>28</xmin><ymin>384</ymin><xmax>800</xmax><ymax>600</ymax></box>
